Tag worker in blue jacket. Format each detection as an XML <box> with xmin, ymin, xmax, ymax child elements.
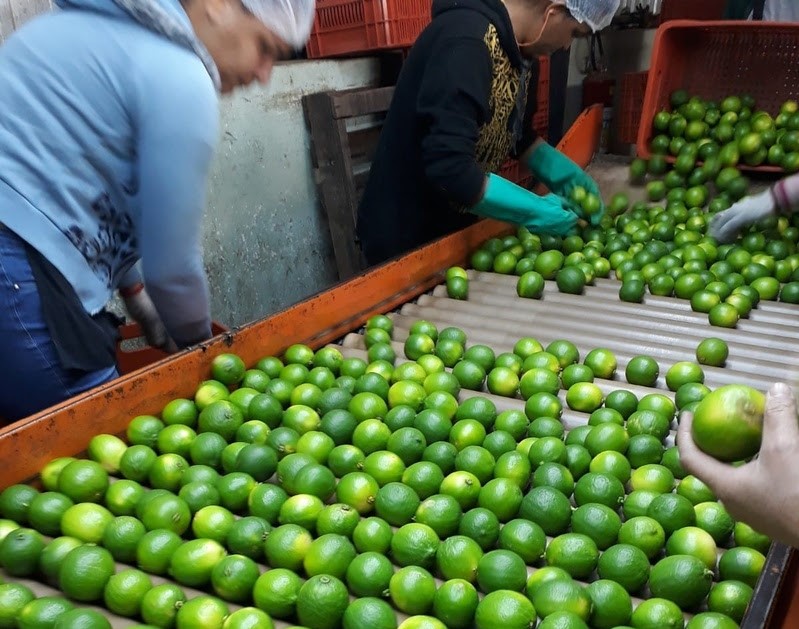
<box><xmin>0</xmin><ymin>0</ymin><xmax>315</xmax><ymax>422</ymax></box>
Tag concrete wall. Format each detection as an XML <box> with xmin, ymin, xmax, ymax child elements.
<box><xmin>203</xmin><ymin>58</ymin><xmax>381</xmax><ymax>327</ymax></box>
<box><xmin>0</xmin><ymin>0</ymin><xmax>51</xmax><ymax>43</ymax></box>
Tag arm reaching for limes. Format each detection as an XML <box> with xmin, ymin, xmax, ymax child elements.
<box><xmin>709</xmin><ymin>173</ymin><xmax>799</xmax><ymax>243</ymax></box>
<box><xmin>677</xmin><ymin>382</ymin><xmax>799</xmax><ymax>549</ymax></box>
<box><xmin>471</xmin><ymin>174</ymin><xmax>578</xmax><ymax>237</ymax></box>
<box><xmin>524</xmin><ymin>140</ymin><xmax>605</xmax><ymax>225</ymax></box>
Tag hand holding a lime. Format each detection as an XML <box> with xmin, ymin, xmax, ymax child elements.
<box><xmin>708</xmin><ymin>188</ymin><xmax>776</xmax><ymax>244</ymax></box>
<box><xmin>568</xmin><ymin>183</ymin><xmax>605</xmax><ymax>226</ymax></box>
<box><xmin>525</xmin><ymin>142</ymin><xmax>605</xmax><ymax>225</ymax></box>
<box><xmin>677</xmin><ymin>382</ymin><xmax>799</xmax><ymax>548</ymax></box>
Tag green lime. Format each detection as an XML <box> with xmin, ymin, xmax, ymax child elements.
<box><xmin>119</xmin><ymin>444</ymin><xmax>159</xmax><ymax>483</ymax></box>
<box><xmin>57</xmin><ymin>460</ymin><xmax>109</xmax><ymax>504</ymax></box>
<box><xmin>708</xmin><ymin>580</ymin><xmax>753</xmax><ymax>623</ymax></box>
<box><xmin>586</xmin><ymin>579</ymin><xmax>633</xmax><ymax>629</ymax></box>
<box><xmin>734</xmin><ymin>521</ymin><xmax>771</xmax><ymax>555</ymax></box>
<box><xmin>277</xmin><ymin>493</ymin><xmax>325</xmax><ymax>530</ymax></box>
<box><xmin>436</xmin><ymin>535</ymin><xmax>483</xmax><ymax>583</ymax></box>
<box><xmin>498</xmin><ymin>518</ymin><xmax>546</xmax><ymax>563</ymax></box>
<box><xmin>695</xmin><ymin>501</ymin><xmax>735</xmax><ymax>545</ymax></box>
<box><xmin>346</xmin><ymin>551</ymin><xmax>395</xmax><ymax>597</ymax></box>
<box><xmin>252</xmin><ymin>568</ymin><xmax>303</xmax><ymax>619</ymax></box>
<box><xmin>0</xmin><ymin>528</ymin><xmax>45</xmax><ymax>577</ymax></box>
<box><xmin>175</xmin><ymin>595</ymin><xmax>229</xmax><ymax>629</ymax></box>
<box><xmin>140</xmin><ymin>583</ymin><xmax>187</xmax><ymax>627</ymax></box>
<box><xmin>718</xmin><ymin>547</ymin><xmax>766</xmax><ymax>588</ymax></box>
<box><xmin>531</xmin><ymin>578</ymin><xmax>592</xmax><ymax>620</ymax></box>
<box><xmin>104</xmin><ymin>568</ymin><xmax>153</xmax><ymax>617</ymax></box>
<box><xmin>474</xmin><ymin>590</ymin><xmax>536</xmax><ymax>629</ymax></box>
<box><xmin>650</xmin><ymin>554</ymin><xmax>714</xmax><ymax>609</ymax></box>
<box><xmin>28</xmin><ymin>491</ymin><xmax>73</xmax><ymax>537</ymax></box>
<box><xmin>618</xmin><ymin>516</ymin><xmax>666</xmax><ymax>560</ymax></box>
<box><xmin>476</xmin><ymin>549</ymin><xmax>528</xmax><ymax>593</ymax></box>
<box><xmin>127</xmin><ymin>415</ymin><xmax>165</xmax><ymax>447</ymax></box>
<box><xmin>136</xmin><ymin>529</ymin><xmax>183</xmax><ymax>575</ymax></box>
<box><xmin>477</xmin><ymin>478</ymin><xmax>523</xmax><ymax>522</ymax></box>
<box><xmin>459</xmin><ymin>508</ymin><xmax>500</xmax><ymax>551</ymax></box>
<box><xmin>341</xmin><ymin>598</ymin><xmax>397</xmax><ymax>629</ymax></box>
<box><xmin>597</xmin><ymin>543</ymin><xmax>650</xmax><ymax>594</ymax></box>
<box><xmin>571</xmin><ymin>503</ymin><xmax>621</xmax><ymax>550</ymax></box>
<box><xmin>573</xmin><ymin>472</ymin><xmax>625</xmax><ymax>510</ymax></box>
<box><xmin>17</xmin><ymin>597</ymin><xmax>75</xmax><ymax>629</ymax></box>
<box><xmin>414</xmin><ymin>494</ymin><xmax>462</xmax><ymax>538</ymax></box>
<box><xmin>432</xmin><ymin>579</ymin><xmax>478</xmax><ymax>629</ymax></box>
<box><xmin>263</xmin><ymin>524</ymin><xmax>312</xmax><ymax>571</ymax></box>
<box><xmin>210</xmin><ymin>554</ymin><xmax>261</xmax><ymax>604</ymax></box>
<box><xmin>622</xmin><ymin>490</ymin><xmax>659</xmax><ymax>520</ymax></box>
<box><xmin>626</xmin><ymin>435</ymin><xmax>664</xmax><ymax>468</ymax></box>
<box><xmin>545</xmin><ymin>533</ymin><xmax>599</xmax><ymax>579</ymax></box>
<box><xmin>630</xmin><ymin>464</ymin><xmax>675</xmax><ymax>494</ymax></box>
<box><xmin>389</xmin><ymin>566</ymin><xmax>437</xmax><ymax>615</ymax></box>
<box><xmin>532</xmin><ymin>462</ymin><xmax>576</xmax><ymax>496</ymax></box>
<box><xmin>226</xmin><ymin>516</ymin><xmax>270</xmax><ymax>560</ymax></box>
<box><xmin>630</xmin><ymin>598</ymin><xmax>685</xmax><ymax>629</ymax></box>
<box><xmin>303</xmin><ymin>533</ymin><xmax>356</xmax><ymax>579</ymax></box>
<box><xmin>0</xmin><ymin>583</ymin><xmax>35</xmax><ymax>629</ymax></box>
<box><xmin>59</xmin><ymin>545</ymin><xmax>115</xmax><ymax>602</ymax></box>
<box><xmin>168</xmin><ymin>538</ymin><xmax>228</xmax><ymax>587</ymax></box>
<box><xmin>518</xmin><ymin>486</ymin><xmax>572</xmax><ymax>536</ymax></box>
<box><xmin>391</xmin><ymin>523</ymin><xmax>440</xmax><ymax>569</ymax></box>
<box><xmin>247</xmin><ymin>482</ymin><xmax>288</xmax><ymax>524</ymax></box>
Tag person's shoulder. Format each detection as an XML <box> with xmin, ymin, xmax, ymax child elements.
<box><xmin>131</xmin><ymin>41</ymin><xmax>218</xmax><ymax>130</ymax></box>
<box><xmin>425</xmin><ymin>8</ymin><xmax>494</xmax><ymax>47</ymax></box>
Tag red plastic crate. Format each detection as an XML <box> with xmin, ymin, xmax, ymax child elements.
<box><xmin>306</xmin><ymin>0</ymin><xmax>431</xmax><ymax>58</ymax></box>
<box><xmin>618</xmin><ymin>71</ymin><xmax>649</xmax><ymax>145</ymax></box>
<box><xmin>116</xmin><ymin>321</ymin><xmax>228</xmax><ymax>375</ymax></box>
<box><xmin>637</xmin><ymin>20</ymin><xmax>799</xmax><ymax>172</ymax></box>
<box><xmin>659</xmin><ymin>0</ymin><xmax>726</xmax><ymax>23</ymax></box>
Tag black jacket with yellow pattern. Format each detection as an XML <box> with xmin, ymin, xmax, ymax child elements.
<box><xmin>357</xmin><ymin>0</ymin><xmax>541</xmax><ymax>265</ymax></box>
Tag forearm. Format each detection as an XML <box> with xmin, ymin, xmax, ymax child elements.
<box><xmin>520</xmin><ymin>138</ymin><xmax>546</xmax><ymax>166</ymax></box>
<box><xmin>119</xmin><ymin>263</ymin><xmax>143</xmax><ymax>290</ymax></box>
<box><xmin>144</xmin><ymin>263</ymin><xmax>211</xmax><ymax>348</ymax></box>
<box><xmin>772</xmin><ymin>173</ymin><xmax>799</xmax><ymax>215</ymax></box>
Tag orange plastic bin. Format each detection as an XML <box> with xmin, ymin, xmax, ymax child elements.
<box><xmin>637</xmin><ymin>20</ymin><xmax>799</xmax><ymax>172</ymax></box>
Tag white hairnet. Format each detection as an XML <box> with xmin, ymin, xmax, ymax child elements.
<box><xmin>241</xmin><ymin>0</ymin><xmax>316</xmax><ymax>50</ymax></box>
<box><xmin>556</xmin><ymin>0</ymin><xmax>621</xmax><ymax>31</ymax></box>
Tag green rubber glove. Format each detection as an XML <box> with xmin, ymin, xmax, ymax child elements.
<box><xmin>526</xmin><ymin>142</ymin><xmax>605</xmax><ymax>225</ymax></box>
<box><xmin>472</xmin><ymin>174</ymin><xmax>578</xmax><ymax>237</ymax></box>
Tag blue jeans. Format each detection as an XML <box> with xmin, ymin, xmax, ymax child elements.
<box><xmin>0</xmin><ymin>228</ymin><xmax>118</xmax><ymax>423</ymax></box>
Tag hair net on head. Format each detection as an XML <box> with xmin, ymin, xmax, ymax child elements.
<box><xmin>241</xmin><ymin>0</ymin><xmax>316</xmax><ymax>50</ymax></box>
<box><xmin>555</xmin><ymin>0</ymin><xmax>621</xmax><ymax>31</ymax></box>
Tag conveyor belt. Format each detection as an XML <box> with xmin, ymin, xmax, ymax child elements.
<box><xmin>323</xmin><ymin>267</ymin><xmax>799</xmax><ymax>626</ymax></box>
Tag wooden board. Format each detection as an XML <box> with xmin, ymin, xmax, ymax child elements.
<box><xmin>303</xmin><ymin>86</ymin><xmax>395</xmax><ymax>281</ymax></box>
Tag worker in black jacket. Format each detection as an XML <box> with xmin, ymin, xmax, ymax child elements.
<box><xmin>357</xmin><ymin>0</ymin><xmax>620</xmax><ymax>266</ymax></box>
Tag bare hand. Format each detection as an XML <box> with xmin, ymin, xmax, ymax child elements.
<box><xmin>678</xmin><ymin>382</ymin><xmax>799</xmax><ymax>548</ymax></box>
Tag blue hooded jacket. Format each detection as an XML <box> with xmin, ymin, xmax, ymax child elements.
<box><xmin>0</xmin><ymin>0</ymin><xmax>218</xmax><ymax>346</ymax></box>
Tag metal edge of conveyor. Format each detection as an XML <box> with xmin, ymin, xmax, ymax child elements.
<box><xmin>745</xmin><ymin>542</ymin><xmax>794</xmax><ymax>627</ymax></box>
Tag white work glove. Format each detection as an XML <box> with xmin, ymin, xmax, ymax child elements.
<box><xmin>122</xmin><ymin>286</ymin><xmax>179</xmax><ymax>353</ymax></box>
<box><xmin>677</xmin><ymin>382</ymin><xmax>799</xmax><ymax>549</ymax></box>
<box><xmin>708</xmin><ymin>189</ymin><xmax>776</xmax><ymax>244</ymax></box>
